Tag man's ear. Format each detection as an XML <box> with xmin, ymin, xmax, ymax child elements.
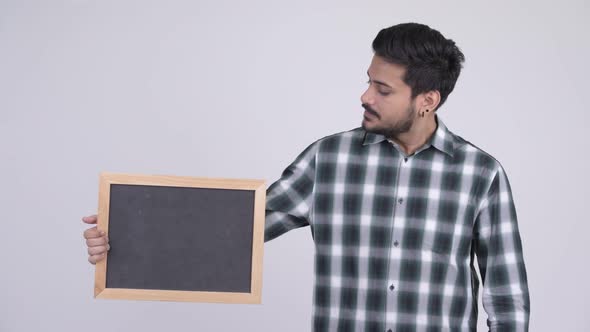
<box><xmin>419</xmin><ymin>90</ymin><xmax>441</xmax><ymax>112</ymax></box>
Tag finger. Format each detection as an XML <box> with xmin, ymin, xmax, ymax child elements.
<box><xmin>82</xmin><ymin>214</ymin><xmax>98</xmax><ymax>224</ymax></box>
<box><xmin>83</xmin><ymin>226</ymin><xmax>101</xmax><ymax>239</ymax></box>
<box><xmin>88</xmin><ymin>253</ymin><xmax>106</xmax><ymax>265</ymax></box>
<box><xmin>88</xmin><ymin>246</ymin><xmax>108</xmax><ymax>256</ymax></box>
<box><xmin>86</xmin><ymin>237</ymin><xmax>108</xmax><ymax>247</ymax></box>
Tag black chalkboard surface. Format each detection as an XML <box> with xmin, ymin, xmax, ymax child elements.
<box><xmin>94</xmin><ymin>172</ymin><xmax>266</xmax><ymax>304</ymax></box>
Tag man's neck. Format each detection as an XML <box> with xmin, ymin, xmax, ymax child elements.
<box><xmin>388</xmin><ymin>115</ymin><xmax>438</xmax><ymax>156</ymax></box>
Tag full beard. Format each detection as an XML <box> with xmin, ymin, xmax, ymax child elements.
<box><xmin>362</xmin><ymin>103</ymin><xmax>417</xmax><ymax>138</ymax></box>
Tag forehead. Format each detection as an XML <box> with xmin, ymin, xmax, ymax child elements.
<box><xmin>367</xmin><ymin>55</ymin><xmax>408</xmax><ymax>88</ymax></box>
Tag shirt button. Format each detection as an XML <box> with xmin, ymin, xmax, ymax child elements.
<box><xmin>393</xmin><ymin>241</ymin><xmax>399</xmax><ymax>247</ymax></box>
<box><xmin>404</xmin><ymin>157</ymin><xmax>408</xmax><ymax>162</ymax></box>
<box><xmin>398</xmin><ymin>198</ymin><xmax>403</xmax><ymax>204</ymax></box>
<box><xmin>388</xmin><ymin>329</ymin><xmax>393</xmax><ymax>332</ymax></box>
<box><xmin>389</xmin><ymin>284</ymin><xmax>395</xmax><ymax>291</ymax></box>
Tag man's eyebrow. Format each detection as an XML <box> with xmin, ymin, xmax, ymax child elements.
<box><xmin>367</xmin><ymin>70</ymin><xmax>393</xmax><ymax>89</ymax></box>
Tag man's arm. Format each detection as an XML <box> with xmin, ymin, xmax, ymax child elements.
<box><xmin>264</xmin><ymin>141</ymin><xmax>318</xmax><ymax>242</ymax></box>
<box><xmin>473</xmin><ymin>164</ymin><xmax>531</xmax><ymax>331</ymax></box>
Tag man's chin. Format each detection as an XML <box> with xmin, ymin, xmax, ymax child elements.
<box><xmin>362</xmin><ymin>121</ymin><xmax>390</xmax><ymax>137</ymax></box>
<box><xmin>362</xmin><ymin>119</ymin><xmax>378</xmax><ymax>132</ymax></box>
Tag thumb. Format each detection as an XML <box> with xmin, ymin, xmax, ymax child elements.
<box><xmin>82</xmin><ymin>214</ymin><xmax>98</xmax><ymax>224</ymax></box>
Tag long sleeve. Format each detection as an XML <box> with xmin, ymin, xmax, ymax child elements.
<box><xmin>264</xmin><ymin>141</ymin><xmax>318</xmax><ymax>242</ymax></box>
<box><xmin>473</xmin><ymin>165</ymin><xmax>530</xmax><ymax>331</ymax></box>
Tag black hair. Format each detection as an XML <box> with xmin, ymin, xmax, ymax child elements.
<box><xmin>372</xmin><ymin>23</ymin><xmax>465</xmax><ymax>110</ymax></box>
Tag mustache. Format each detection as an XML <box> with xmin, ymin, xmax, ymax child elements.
<box><xmin>362</xmin><ymin>104</ymin><xmax>380</xmax><ymax>119</ymax></box>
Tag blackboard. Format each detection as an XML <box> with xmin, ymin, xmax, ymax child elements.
<box><xmin>93</xmin><ymin>172</ymin><xmax>266</xmax><ymax>304</ymax></box>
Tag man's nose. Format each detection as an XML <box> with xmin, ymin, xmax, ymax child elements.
<box><xmin>360</xmin><ymin>88</ymin><xmax>374</xmax><ymax>105</ymax></box>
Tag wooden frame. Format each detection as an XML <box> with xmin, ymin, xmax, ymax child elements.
<box><xmin>94</xmin><ymin>172</ymin><xmax>266</xmax><ymax>303</ymax></box>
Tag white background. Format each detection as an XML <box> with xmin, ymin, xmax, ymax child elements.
<box><xmin>1</xmin><ymin>0</ymin><xmax>588</xmax><ymax>331</ymax></box>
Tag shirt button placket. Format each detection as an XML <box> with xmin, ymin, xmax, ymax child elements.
<box><xmin>387</xmin><ymin>156</ymin><xmax>405</xmax><ymax>330</ymax></box>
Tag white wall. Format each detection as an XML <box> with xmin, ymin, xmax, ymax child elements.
<box><xmin>1</xmin><ymin>0</ymin><xmax>588</xmax><ymax>331</ymax></box>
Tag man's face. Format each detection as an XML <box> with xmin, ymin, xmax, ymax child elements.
<box><xmin>361</xmin><ymin>55</ymin><xmax>417</xmax><ymax>138</ymax></box>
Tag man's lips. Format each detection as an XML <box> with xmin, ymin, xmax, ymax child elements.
<box><xmin>363</xmin><ymin>109</ymin><xmax>379</xmax><ymax>119</ymax></box>
<box><xmin>362</xmin><ymin>103</ymin><xmax>380</xmax><ymax>120</ymax></box>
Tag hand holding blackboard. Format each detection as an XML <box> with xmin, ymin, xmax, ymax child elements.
<box><xmin>82</xmin><ymin>214</ymin><xmax>110</xmax><ymax>265</ymax></box>
<box><xmin>87</xmin><ymin>172</ymin><xmax>266</xmax><ymax>303</ymax></box>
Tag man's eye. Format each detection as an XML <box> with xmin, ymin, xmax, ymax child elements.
<box><xmin>367</xmin><ymin>80</ymin><xmax>390</xmax><ymax>96</ymax></box>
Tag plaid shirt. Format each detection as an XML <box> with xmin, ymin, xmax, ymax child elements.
<box><xmin>264</xmin><ymin>115</ymin><xmax>530</xmax><ymax>332</ymax></box>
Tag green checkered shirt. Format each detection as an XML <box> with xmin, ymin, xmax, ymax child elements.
<box><xmin>264</xmin><ymin>115</ymin><xmax>530</xmax><ymax>332</ymax></box>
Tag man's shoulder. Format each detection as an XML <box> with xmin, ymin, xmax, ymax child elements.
<box><xmin>320</xmin><ymin>127</ymin><xmax>366</xmax><ymax>141</ymax></box>
<box><xmin>309</xmin><ymin>127</ymin><xmax>366</xmax><ymax>150</ymax></box>
<box><xmin>452</xmin><ymin>133</ymin><xmax>505</xmax><ymax>175</ymax></box>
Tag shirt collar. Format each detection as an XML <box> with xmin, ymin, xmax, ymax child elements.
<box><xmin>361</xmin><ymin>114</ymin><xmax>456</xmax><ymax>158</ymax></box>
